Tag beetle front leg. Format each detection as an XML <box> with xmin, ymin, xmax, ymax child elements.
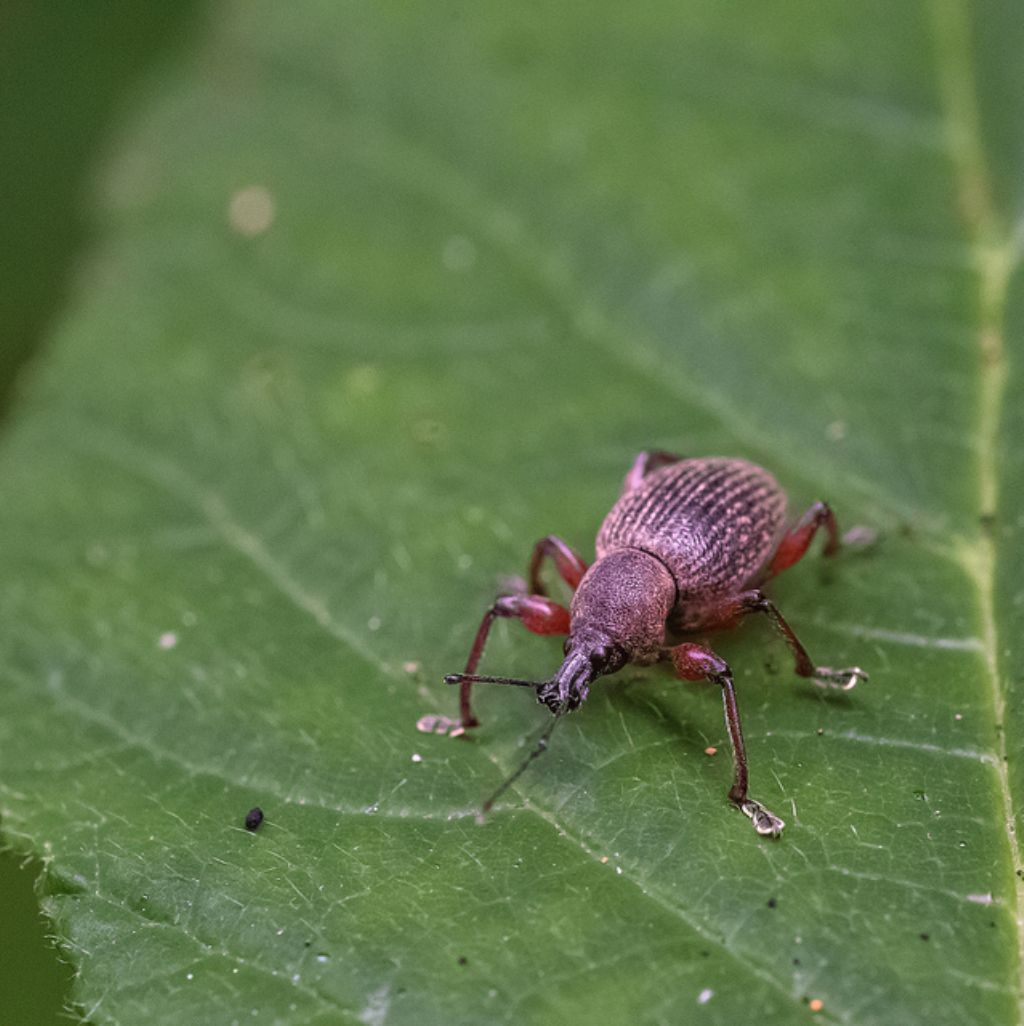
<box><xmin>417</xmin><ymin>594</ymin><xmax>570</xmax><ymax>737</ymax></box>
<box><xmin>671</xmin><ymin>643</ymin><xmax>785</xmax><ymax>838</ymax></box>
<box><xmin>528</xmin><ymin>535</ymin><xmax>589</xmax><ymax>596</ymax></box>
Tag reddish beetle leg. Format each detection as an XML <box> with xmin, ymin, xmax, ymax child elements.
<box><xmin>671</xmin><ymin>642</ymin><xmax>785</xmax><ymax>836</ymax></box>
<box><xmin>528</xmin><ymin>534</ymin><xmax>589</xmax><ymax>595</ymax></box>
<box><xmin>769</xmin><ymin>500</ymin><xmax>839</xmax><ymax>575</ymax></box>
<box><xmin>456</xmin><ymin>594</ymin><xmax>570</xmax><ymax>730</ymax></box>
<box><xmin>769</xmin><ymin>500</ymin><xmax>876</xmax><ymax>577</ymax></box>
<box><xmin>699</xmin><ymin>589</ymin><xmax>866</xmax><ymax>691</ymax></box>
<box><xmin>417</xmin><ymin>534</ymin><xmax>586</xmax><ymax>737</ymax></box>
<box><xmin>416</xmin><ymin>595</ymin><xmax>570</xmax><ymax>736</ymax></box>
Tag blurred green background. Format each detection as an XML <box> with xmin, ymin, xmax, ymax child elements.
<box><xmin>1</xmin><ymin>4</ymin><xmax>202</xmax><ymax>1021</ymax></box>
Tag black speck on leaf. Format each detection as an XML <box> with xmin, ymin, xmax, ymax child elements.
<box><xmin>245</xmin><ymin>807</ymin><xmax>264</xmax><ymax>831</ymax></box>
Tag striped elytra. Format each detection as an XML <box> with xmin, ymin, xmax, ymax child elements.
<box><xmin>596</xmin><ymin>457</ymin><xmax>787</xmax><ymax>603</ymax></box>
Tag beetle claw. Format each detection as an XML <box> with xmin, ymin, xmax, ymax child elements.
<box><xmin>497</xmin><ymin>574</ymin><xmax>529</xmax><ymax>596</ymax></box>
<box><xmin>737</xmin><ymin>799</ymin><xmax>785</xmax><ymax>838</ymax></box>
<box><xmin>841</xmin><ymin>525</ymin><xmax>878</xmax><ymax>550</ymax></box>
<box><xmin>812</xmin><ymin>666</ymin><xmax>867</xmax><ymax>691</ymax></box>
<box><xmin>415</xmin><ymin>713</ymin><xmax>474</xmax><ymax>737</ymax></box>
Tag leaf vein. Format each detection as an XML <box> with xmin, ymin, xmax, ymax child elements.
<box><xmin>930</xmin><ymin>0</ymin><xmax>1024</xmax><ymax>1018</ymax></box>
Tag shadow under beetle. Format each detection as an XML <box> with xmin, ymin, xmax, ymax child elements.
<box><xmin>418</xmin><ymin>451</ymin><xmax>870</xmax><ymax>838</ymax></box>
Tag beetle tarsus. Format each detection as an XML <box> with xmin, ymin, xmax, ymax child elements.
<box><xmin>841</xmin><ymin>525</ymin><xmax>877</xmax><ymax>549</ymax></box>
<box><xmin>415</xmin><ymin>713</ymin><xmax>473</xmax><ymax>737</ymax></box>
<box><xmin>737</xmin><ymin>798</ymin><xmax>785</xmax><ymax>837</ymax></box>
<box><xmin>812</xmin><ymin>666</ymin><xmax>867</xmax><ymax>691</ymax></box>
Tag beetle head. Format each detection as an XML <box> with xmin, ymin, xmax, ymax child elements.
<box><xmin>445</xmin><ymin>630</ymin><xmax>624</xmax><ymax>717</ymax></box>
<box><xmin>536</xmin><ymin>630</ymin><xmax>627</xmax><ymax>714</ymax></box>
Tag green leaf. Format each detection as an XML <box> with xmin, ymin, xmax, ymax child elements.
<box><xmin>1</xmin><ymin>1</ymin><xmax>1022</xmax><ymax>1024</ymax></box>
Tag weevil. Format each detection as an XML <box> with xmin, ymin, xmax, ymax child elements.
<box><xmin>418</xmin><ymin>451</ymin><xmax>870</xmax><ymax>837</ymax></box>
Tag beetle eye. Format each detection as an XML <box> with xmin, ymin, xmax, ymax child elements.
<box><xmin>589</xmin><ymin>643</ymin><xmax>625</xmax><ymax>675</ymax></box>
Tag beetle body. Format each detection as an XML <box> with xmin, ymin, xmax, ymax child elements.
<box><xmin>429</xmin><ymin>450</ymin><xmax>869</xmax><ymax>837</ymax></box>
<box><xmin>596</xmin><ymin>457</ymin><xmax>787</xmax><ymax>601</ymax></box>
<box><xmin>567</xmin><ymin>459</ymin><xmax>788</xmax><ymax>677</ymax></box>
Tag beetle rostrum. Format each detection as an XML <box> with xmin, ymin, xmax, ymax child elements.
<box><xmin>418</xmin><ymin>451</ymin><xmax>871</xmax><ymax>838</ymax></box>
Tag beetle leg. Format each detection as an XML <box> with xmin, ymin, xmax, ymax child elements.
<box><xmin>417</xmin><ymin>594</ymin><xmax>570</xmax><ymax>737</ymax></box>
<box><xmin>768</xmin><ymin>501</ymin><xmax>839</xmax><ymax>574</ymax></box>
<box><xmin>769</xmin><ymin>501</ymin><xmax>875</xmax><ymax>576</ymax></box>
<box><xmin>670</xmin><ymin>642</ymin><xmax>785</xmax><ymax>838</ymax></box>
<box><xmin>703</xmin><ymin>589</ymin><xmax>867</xmax><ymax>691</ymax></box>
<box><xmin>622</xmin><ymin>450</ymin><xmax>683</xmax><ymax>494</ymax></box>
<box><xmin>528</xmin><ymin>535</ymin><xmax>589</xmax><ymax>596</ymax></box>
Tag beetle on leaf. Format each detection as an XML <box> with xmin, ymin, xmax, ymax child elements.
<box><xmin>419</xmin><ymin>451</ymin><xmax>872</xmax><ymax>838</ymax></box>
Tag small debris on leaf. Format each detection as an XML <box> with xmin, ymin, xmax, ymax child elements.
<box><xmin>245</xmin><ymin>807</ymin><xmax>264</xmax><ymax>831</ymax></box>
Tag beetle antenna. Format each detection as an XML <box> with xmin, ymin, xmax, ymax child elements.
<box><xmin>480</xmin><ymin>698</ymin><xmax>569</xmax><ymax>817</ymax></box>
<box><xmin>444</xmin><ymin>672</ymin><xmax>544</xmax><ymax>688</ymax></box>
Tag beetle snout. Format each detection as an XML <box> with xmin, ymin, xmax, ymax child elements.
<box><xmin>537</xmin><ymin>683</ymin><xmax>571</xmax><ymax>714</ymax></box>
<box><xmin>536</xmin><ymin>651</ymin><xmax>594</xmax><ymax>714</ymax></box>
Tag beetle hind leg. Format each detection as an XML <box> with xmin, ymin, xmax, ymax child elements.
<box><xmin>769</xmin><ymin>500</ymin><xmax>876</xmax><ymax>577</ymax></box>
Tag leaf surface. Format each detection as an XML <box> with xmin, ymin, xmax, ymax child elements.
<box><xmin>1</xmin><ymin>2</ymin><xmax>1022</xmax><ymax>1024</ymax></box>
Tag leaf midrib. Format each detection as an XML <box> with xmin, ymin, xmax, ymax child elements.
<box><xmin>929</xmin><ymin>1</ymin><xmax>1024</xmax><ymax>1022</ymax></box>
